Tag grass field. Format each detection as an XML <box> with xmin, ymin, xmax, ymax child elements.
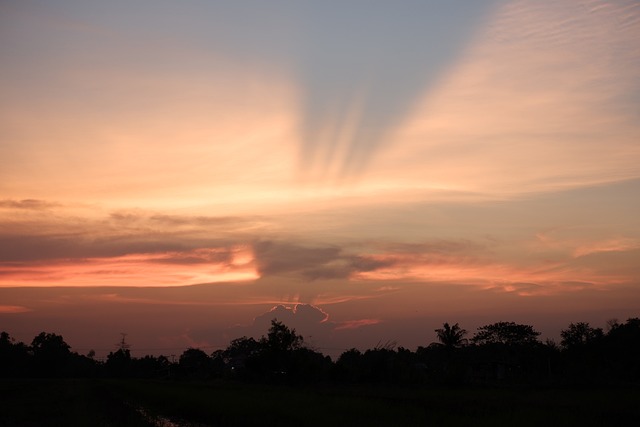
<box><xmin>0</xmin><ymin>379</ymin><xmax>152</xmax><ymax>426</ymax></box>
<box><xmin>1</xmin><ymin>379</ymin><xmax>639</xmax><ymax>426</ymax></box>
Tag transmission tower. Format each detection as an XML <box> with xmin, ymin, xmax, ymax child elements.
<box><xmin>116</xmin><ymin>332</ymin><xmax>131</xmax><ymax>351</ymax></box>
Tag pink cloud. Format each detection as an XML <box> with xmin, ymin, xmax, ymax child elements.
<box><xmin>349</xmin><ymin>248</ymin><xmax>632</xmax><ymax>296</ymax></box>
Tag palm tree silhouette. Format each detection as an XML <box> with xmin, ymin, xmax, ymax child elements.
<box><xmin>435</xmin><ymin>323</ymin><xmax>468</xmax><ymax>348</ymax></box>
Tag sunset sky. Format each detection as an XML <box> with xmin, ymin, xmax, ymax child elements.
<box><xmin>1</xmin><ymin>0</ymin><xmax>639</xmax><ymax>359</ymax></box>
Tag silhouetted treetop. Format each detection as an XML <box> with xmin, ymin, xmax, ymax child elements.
<box><xmin>179</xmin><ymin>348</ymin><xmax>212</xmax><ymax>378</ymax></box>
<box><xmin>471</xmin><ymin>321</ymin><xmax>540</xmax><ymax>346</ymax></box>
<box><xmin>261</xmin><ymin>319</ymin><xmax>304</xmax><ymax>352</ymax></box>
<box><xmin>180</xmin><ymin>348</ymin><xmax>210</xmax><ymax>365</ymax></box>
<box><xmin>560</xmin><ymin>322</ymin><xmax>603</xmax><ymax>349</ymax></box>
<box><xmin>2</xmin><ymin>316</ymin><xmax>640</xmax><ymax>385</ymax></box>
<box><xmin>29</xmin><ymin>332</ymin><xmax>73</xmax><ymax>377</ymax></box>
<box><xmin>435</xmin><ymin>322</ymin><xmax>467</xmax><ymax>348</ymax></box>
<box><xmin>224</xmin><ymin>336</ymin><xmax>261</xmax><ymax>361</ymax></box>
<box><xmin>31</xmin><ymin>332</ymin><xmax>70</xmax><ymax>356</ymax></box>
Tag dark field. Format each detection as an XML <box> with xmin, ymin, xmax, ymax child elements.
<box><xmin>1</xmin><ymin>379</ymin><xmax>639</xmax><ymax>427</ymax></box>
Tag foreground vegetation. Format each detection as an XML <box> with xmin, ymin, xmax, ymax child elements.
<box><xmin>2</xmin><ymin>318</ymin><xmax>639</xmax><ymax>425</ymax></box>
<box><xmin>1</xmin><ymin>378</ymin><xmax>639</xmax><ymax>427</ymax></box>
<box><xmin>0</xmin><ymin>379</ymin><xmax>152</xmax><ymax>426</ymax></box>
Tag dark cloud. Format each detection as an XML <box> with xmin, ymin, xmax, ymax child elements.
<box><xmin>0</xmin><ymin>212</ymin><xmax>340</xmax><ymax>270</ymax></box>
<box><xmin>0</xmin><ymin>231</ymin><xmax>197</xmax><ymax>262</ymax></box>
<box><xmin>251</xmin><ymin>239</ymin><xmax>485</xmax><ymax>281</ymax></box>
<box><xmin>349</xmin><ymin>256</ymin><xmax>396</xmax><ymax>272</ymax></box>
<box><xmin>0</xmin><ymin>230</ymin><xmax>253</xmax><ymax>263</ymax></box>
<box><xmin>252</xmin><ymin>241</ymin><xmax>342</xmax><ymax>276</ymax></box>
<box><xmin>299</xmin><ymin>266</ymin><xmax>352</xmax><ymax>281</ymax></box>
<box><xmin>299</xmin><ymin>255</ymin><xmax>397</xmax><ymax>281</ymax></box>
<box><xmin>252</xmin><ymin>241</ymin><xmax>398</xmax><ymax>281</ymax></box>
<box><xmin>0</xmin><ymin>234</ymin><xmax>92</xmax><ymax>262</ymax></box>
<box><xmin>0</xmin><ymin>207</ymin><xmax>267</xmax><ymax>262</ymax></box>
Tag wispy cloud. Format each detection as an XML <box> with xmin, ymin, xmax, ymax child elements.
<box><xmin>380</xmin><ymin>0</ymin><xmax>640</xmax><ymax>197</ymax></box>
<box><xmin>295</xmin><ymin>1</ymin><xmax>499</xmax><ymax>180</ymax></box>
<box><xmin>0</xmin><ymin>204</ymin><xmax>268</xmax><ymax>263</ymax></box>
<box><xmin>573</xmin><ymin>238</ymin><xmax>640</xmax><ymax>258</ymax></box>
<box><xmin>0</xmin><ymin>305</ymin><xmax>32</xmax><ymax>314</ymax></box>
<box><xmin>0</xmin><ymin>199</ymin><xmax>60</xmax><ymax>210</ymax></box>
<box><xmin>0</xmin><ymin>247</ymin><xmax>258</xmax><ymax>288</ymax></box>
<box><xmin>348</xmin><ymin>238</ymin><xmax>638</xmax><ymax>296</ymax></box>
<box><xmin>334</xmin><ymin>319</ymin><xmax>381</xmax><ymax>331</ymax></box>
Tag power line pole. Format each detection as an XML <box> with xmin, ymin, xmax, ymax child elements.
<box><xmin>116</xmin><ymin>333</ymin><xmax>130</xmax><ymax>351</ymax></box>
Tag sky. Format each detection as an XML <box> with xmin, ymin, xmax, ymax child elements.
<box><xmin>1</xmin><ymin>0</ymin><xmax>639</xmax><ymax>359</ymax></box>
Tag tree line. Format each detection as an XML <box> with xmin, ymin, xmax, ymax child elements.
<box><xmin>1</xmin><ymin>318</ymin><xmax>639</xmax><ymax>385</ymax></box>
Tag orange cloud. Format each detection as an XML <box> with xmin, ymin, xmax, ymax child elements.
<box><xmin>0</xmin><ymin>247</ymin><xmax>258</xmax><ymax>288</ymax></box>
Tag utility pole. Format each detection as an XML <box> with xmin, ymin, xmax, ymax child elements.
<box><xmin>116</xmin><ymin>333</ymin><xmax>131</xmax><ymax>351</ymax></box>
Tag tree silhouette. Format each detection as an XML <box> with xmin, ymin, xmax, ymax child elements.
<box><xmin>603</xmin><ymin>317</ymin><xmax>640</xmax><ymax>382</ymax></box>
<box><xmin>31</xmin><ymin>332</ymin><xmax>71</xmax><ymax>377</ymax></box>
<box><xmin>105</xmin><ymin>348</ymin><xmax>132</xmax><ymax>377</ymax></box>
<box><xmin>225</xmin><ymin>336</ymin><xmax>261</xmax><ymax>361</ymax></box>
<box><xmin>560</xmin><ymin>322</ymin><xmax>603</xmax><ymax>349</ymax></box>
<box><xmin>31</xmin><ymin>332</ymin><xmax>70</xmax><ymax>355</ymax></box>
<box><xmin>435</xmin><ymin>322</ymin><xmax>467</xmax><ymax>348</ymax></box>
<box><xmin>230</xmin><ymin>318</ymin><xmax>332</xmax><ymax>382</ymax></box>
<box><xmin>467</xmin><ymin>322</ymin><xmax>544</xmax><ymax>382</ymax></box>
<box><xmin>131</xmin><ymin>355</ymin><xmax>171</xmax><ymax>378</ymax></box>
<box><xmin>179</xmin><ymin>348</ymin><xmax>212</xmax><ymax>378</ymax></box>
<box><xmin>261</xmin><ymin>319</ymin><xmax>304</xmax><ymax>352</ymax></box>
<box><xmin>1</xmin><ymin>316</ymin><xmax>639</xmax><ymax>385</ymax></box>
<box><xmin>334</xmin><ymin>349</ymin><xmax>363</xmax><ymax>381</ymax></box>
<box><xmin>249</xmin><ymin>319</ymin><xmax>304</xmax><ymax>379</ymax></box>
<box><xmin>424</xmin><ymin>323</ymin><xmax>468</xmax><ymax>384</ymax></box>
<box><xmin>0</xmin><ymin>331</ymin><xmax>30</xmax><ymax>377</ymax></box>
<box><xmin>471</xmin><ymin>321</ymin><xmax>540</xmax><ymax>346</ymax></box>
<box><xmin>223</xmin><ymin>336</ymin><xmax>261</xmax><ymax>372</ymax></box>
